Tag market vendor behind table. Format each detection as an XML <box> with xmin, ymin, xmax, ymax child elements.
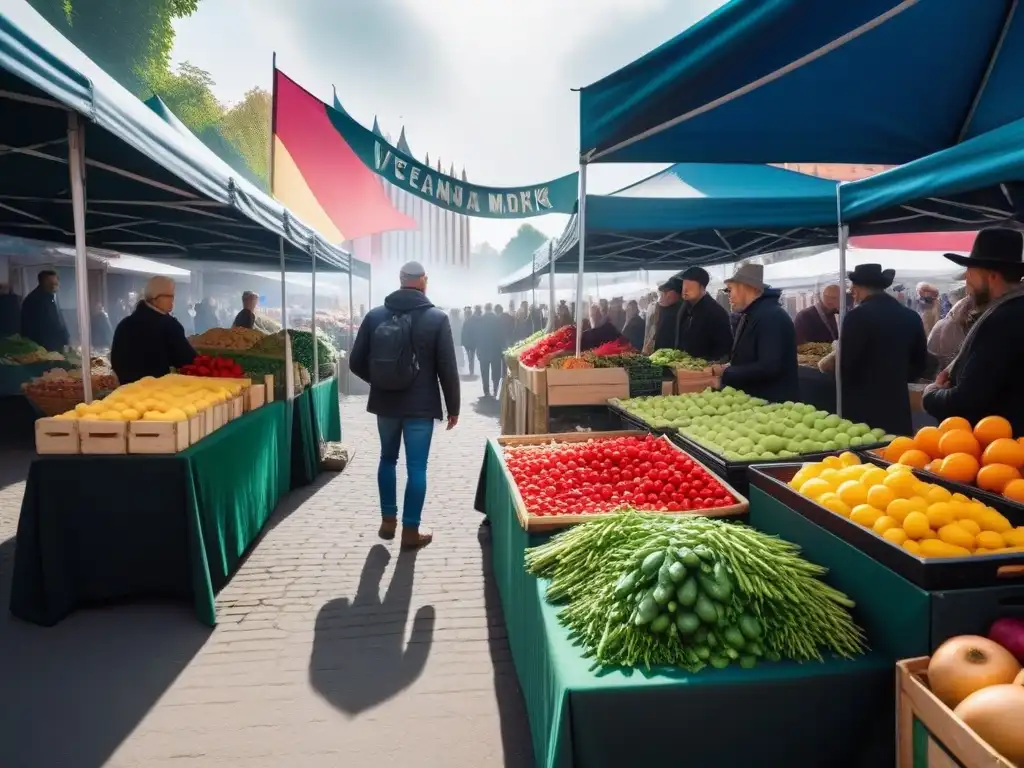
<box><xmin>232</xmin><ymin>291</ymin><xmax>258</xmax><ymax>329</ymax></box>
<box><xmin>110</xmin><ymin>276</ymin><xmax>197</xmax><ymax>385</ymax></box>
<box><xmin>20</xmin><ymin>269</ymin><xmax>69</xmax><ymax>353</ymax></box>
<box><xmin>839</xmin><ymin>263</ymin><xmax>928</xmax><ymax>437</ymax></box>
<box><xmin>676</xmin><ymin>266</ymin><xmax>733</xmax><ymax>362</ymax></box>
<box><xmin>923</xmin><ymin>228</ymin><xmax>1024</xmax><ymax>434</ymax></box>
<box><xmin>718</xmin><ymin>263</ymin><xmax>798</xmax><ymax>403</ymax></box>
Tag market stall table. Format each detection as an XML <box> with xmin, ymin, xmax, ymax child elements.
<box><xmin>475</xmin><ymin>439</ymin><xmax>894</xmax><ymax>768</ymax></box>
<box><xmin>10</xmin><ymin>399</ymin><xmax>291</xmax><ymax>627</ymax></box>
<box><xmin>290</xmin><ymin>376</ymin><xmax>341</xmax><ymax>488</ymax></box>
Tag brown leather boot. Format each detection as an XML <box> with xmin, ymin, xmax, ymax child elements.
<box><xmin>401</xmin><ymin>525</ymin><xmax>433</xmax><ymax>550</ymax></box>
<box><xmin>378</xmin><ymin>517</ymin><xmax>397</xmax><ymax>540</ymax></box>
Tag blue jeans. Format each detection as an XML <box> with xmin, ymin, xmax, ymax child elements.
<box><xmin>376</xmin><ymin>416</ymin><xmax>435</xmax><ymax>527</ymax></box>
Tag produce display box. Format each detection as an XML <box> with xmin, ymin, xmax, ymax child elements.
<box><xmin>517</xmin><ymin>363</ymin><xmax>546</xmax><ymax>395</ymax></box>
<box><xmin>546</xmin><ymin>367</ymin><xmax>629</xmax><ymax>406</ymax></box>
<box><xmin>672</xmin><ymin>367</ymin><xmax>715</xmax><ymax>394</ymax></box>
<box><xmin>749</xmin><ymin>464</ymin><xmax>1024</xmax><ymax>590</ymax></box>
<box><xmin>860</xmin><ymin>451</ymin><xmax>1024</xmax><ymax>522</ymax></box>
<box><xmin>35</xmin><ymin>418</ymin><xmax>80</xmax><ymax>454</ymax></box>
<box><xmin>606</xmin><ymin>400</ymin><xmax>674</xmax><ymax>435</ymax></box>
<box><xmin>747</xmin><ymin>479</ymin><xmax>1024</xmax><ymax>661</ymax></box>
<box><xmin>897</xmin><ymin>657</ymin><xmax>1015</xmax><ymax>768</ymax></box>
<box><xmin>494</xmin><ymin>431</ymin><xmax>749</xmax><ymax>532</ymax></box>
<box><xmin>670</xmin><ymin>432</ymin><xmax>889</xmax><ymax>495</ymax></box>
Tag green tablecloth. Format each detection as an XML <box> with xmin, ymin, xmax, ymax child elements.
<box><xmin>10</xmin><ymin>400</ymin><xmax>290</xmax><ymax>627</ymax></box>
<box><xmin>478</xmin><ymin>439</ymin><xmax>894</xmax><ymax>768</ymax></box>
<box><xmin>290</xmin><ymin>377</ymin><xmax>342</xmax><ymax>488</ymax></box>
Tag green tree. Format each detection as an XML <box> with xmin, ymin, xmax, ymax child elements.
<box><xmin>28</xmin><ymin>0</ymin><xmax>199</xmax><ymax>95</ymax></box>
<box><xmin>147</xmin><ymin>62</ymin><xmax>222</xmax><ymax>132</ymax></box>
<box><xmin>219</xmin><ymin>87</ymin><xmax>273</xmax><ymax>186</ymax></box>
<box><xmin>500</xmin><ymin>224</ymin><xmax>548</xmax><ymax>273</ymax></box>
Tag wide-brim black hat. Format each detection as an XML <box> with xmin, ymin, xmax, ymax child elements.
<box><xmin>945</xmin><ymin>228</ymin><xmax>1024</xmax><ymax>270</ymax></box>
<box><xmin>848</xmin><ymin>263</ymin><xmax>896</xmax><ymax>289</ymax></box>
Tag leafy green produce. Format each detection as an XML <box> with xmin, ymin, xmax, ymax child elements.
<box><xmin>249</xmin><ymin>330</ymin><xmax>336</xmax><ymax>381</ymax></box>
<box><xmin>505</xmin><ymin>329</ymin><xmax>545</xmax><ymax>357</ymax></box>
<box><xmin>525</xmin><ymin>511</ymin><xmax>865</xmax><ymax>672</ymax></box>
<box><xmin>649</xmin><ymin>348</ymin><xmax>714</xmax><ymax>369</ymax></box>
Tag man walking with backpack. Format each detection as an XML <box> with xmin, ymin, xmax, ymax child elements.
<box><xmin>349</xmin><ymin>262</ymin><xmax>460</xmax><ymax>549</ymax></box>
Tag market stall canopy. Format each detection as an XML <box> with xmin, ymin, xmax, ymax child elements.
<box><xmin>579</xmin><ymin>0</ymin><xmax>1024</xmax><ymax>164</ymax></box>
<box><xmin>762</xmin><ymin>247</ymin><xmax>965</xmax><ymax>292</ymax></box>
<box><xmin>498</xmin><ymin>163</ymin><xmax>840</xmax><ymax>292</ymax></box>
<box><xmin>0</xmin><ymin>2</ymin><xmax>366</xmax><ymax>277</ymax></box>
<box><xmin>840</xmin><ymin>115</ymin><xmax>1024</xmax><ymax>231</ymax></box>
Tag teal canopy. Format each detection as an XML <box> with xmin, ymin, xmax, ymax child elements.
<box><xmin>840</xmin><ymin>115</ymin><xmax>1024</xmax><ymax>231</ymax></box>
<box><xmin>580</xmin><ymin>0</ymin><xmax>1024</xmax><ymax>164</ymax></box>
<box><xmin>498</xmin><ymin>163</ymin><xmax>839</xmax><ymax>292</ymax></box>
<box><xmin>0</xmin><ymin>1</ymin><xmax>368</xmax><ymax>278</ymax></box>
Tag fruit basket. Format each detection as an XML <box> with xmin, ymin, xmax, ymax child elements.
<box><xmin>494</xmin><ymin>431</ymin><xmax>749</xmax><ymax>532</ymax></box>
<box><xmin>749</xmin><ymin>463</ymin><xmax>1024</xmax><ymax>590</ymax></box>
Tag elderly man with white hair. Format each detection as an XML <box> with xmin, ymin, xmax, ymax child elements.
<box><xmin>110</xmin><ymin>275</ymin><xmax>196</xmax><ymax>384</ymax></box>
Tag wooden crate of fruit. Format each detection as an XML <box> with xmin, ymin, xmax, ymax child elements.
<box><xmin>897</xmin><ymin>657</ymin><xmax>1018</xmax><ymax>768</ymax></box>
<box><xmin>517</xmin><ymin>363</ymin><xmax>546</xmax><ymax>395</ymax></box>
<box><xmin>495</xmin><ymin>431</ymin><xmax>749</xmax><ymax>532</ymax></box>
<box><xmin>545</xmin><ymin>367</ymin><xmax>629</xmax><ymax>406</ymax></box>
<box><xmin>35</xmin><ymin>418</ymin><xmax>80</xmax><ymax>454</ymax></box>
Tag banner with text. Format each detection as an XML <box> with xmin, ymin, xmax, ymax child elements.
<box><xmin>327</xmin><ymin>96</ymin><xmax>578</xmax><ymax>219</ymax></box>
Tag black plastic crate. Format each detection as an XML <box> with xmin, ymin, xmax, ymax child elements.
<box><xmin>749</xmin><ymin>463</ymin><xmax>1024</xmax><ymax>590</ymax></box>
<box><xmin>605</xmin><ymin>402</ymin><xmax>674</xmax><ymax>435</ymax></box>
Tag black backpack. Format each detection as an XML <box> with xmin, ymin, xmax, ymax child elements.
<box><xmin>369</xmin><ymin>310</ymin><xmax>420</xmax><ymax>390</ymax></box>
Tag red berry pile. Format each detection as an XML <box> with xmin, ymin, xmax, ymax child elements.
<box><xmin>520</xmin><ymin>325</ymin><xmax>576</xmax><ymax>368</ymax></box>
<box><xmin>504</xmin><ymin>434</ymin><xmax>736</xmax><ymax>517</ymax></box>
<box><xmin>180</xmin><ymin>354</ymin><xmax>244</xmax><ymax>378</ymax></box>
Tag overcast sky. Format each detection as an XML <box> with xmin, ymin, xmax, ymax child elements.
<box><xmin>171</xmin><ymin>0</ymin><xmax>725</xmax><ymax>250</ymax></box>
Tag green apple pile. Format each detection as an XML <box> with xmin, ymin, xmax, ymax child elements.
<box><xmin>648</xmin><ymin>348</ymin><xmax>711</xmax><ymax>371</ymax></box>
<box><xmin>614</xmin><ymin>387</ymin><xmax>894</xmax><ymax>461</ymax></box>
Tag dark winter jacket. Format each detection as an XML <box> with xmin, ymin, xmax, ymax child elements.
<box><xmin>232</xmin><ymin>308</ymin><xmax>255</xmax><ymax>329</ymax></box>
<box><xmin>622</xmin><ymin>315</ymin><xmax>645</xmax><ymax>351</ymax></box>
<box><xmin>111</xmin><ymin>302</ymin><xmax>196</xmax><ymax>384</ymax></box>
<box><xmin>794</xmin><ymin>303</ymin><xmax>839</xmax><ymax>345</ymax></box>
<box><xmin>474</xmin><ymin>311</ymin><xmax>505</xmax><ymax>359</ymax></box>
<box><xmin>349</xmin><ymin>288</ymin><xmax>460</xmax><ymax>421</ymax></box>
<box><xmin>20</xmin><ymin>286</ymin><xmax>69</xmax><ymax>352</ymax></box>
<box><xmin>677</xmin><ymin>292</ymin><xmax>734</xmax><ymax>362</ymax></box>
<box><xmin>461</xmin><ymin>313</ymin><xmax>480</xmax><ymax>349</ymax></box>
<box><xmin>841</xmin><ymin>293</ymin><xmax>928</xmax><ymax>436</ymax></box>
<box><xmin>721</xmin><ymin>288</ymin><xmax>798</xmax><ymax>403</ymax></box>
<box><xmin>924</xmin><ymin>294</ymin><xmax>1024</xmax><ymax>436</ymax></box>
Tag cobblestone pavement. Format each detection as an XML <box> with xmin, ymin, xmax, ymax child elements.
<box><xmin>0</xmin><ymin>390</ymin><xmax>534</xmax><ymax>768</ymax></box>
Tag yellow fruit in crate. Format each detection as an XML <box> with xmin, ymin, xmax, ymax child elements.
<box><xmin>866</xmin><ymin>485</ymin><xmax>896</xmax><ymax>509</ymax></box>
<box><xmin>861</xmin><ymin>468</ymin><xmax>888</xmax><ymax>488</ymax></box>
<box><xmin>883</xmin><ymin>528</ymin><xmax>909</xmax><ymax>546</ymax></box>
<box><xmin>164</xmin><ymin>408</ymin><xmax>188</xmax><ymax>422</ymax></box>
<box><xmin>53</xmin><ymin>411</ymin><xmax>76</xmax><ymax>420</ymax></box>
<box><xmin>978</xmin><ymin>509</ymin><xmax>1012</xmax><ymax>533</ymax></box>
<box><xmin>822</xmin><ymin>455</ymin><xmax>844</xmax><ymax>469</ymax></box>
<box><xmin>837</xmin><ymin>480</ymin><xmax>868</xmax><ymax>507</ymax></box>
<box><xmin>183</xmin><ymin>404</ymin><xmax>198</xmax><ymax>417</ymax></box>
<box><xmin>976</xmin><ymin>531</ymin><xmax>1006</xmax><ymax>550</ymax></box>
<box><xmin>800</xmin><ymin>478</ymin><xmax>833</xmax><ymax>500</ymax></box>
<box><xmin>801</xmin><ymin>463</ymin><xmax>825</xmax><ymax>478</ymax></box>
<box><xmin>1003</xmin><ymin>528</ymin><xmax>1024</xmax><ymax>547</ymax></box>
<box><xmin>919</xmin><ymin>539</ymin><xmax>972</xmax><ymax>558</ymax></box>
<box><xmin>142</xmin><ymin>411</ymin><xmax>168</xmax><ymax>421</ymax></box>
<box><xmin>903</xmin><ymin>539</ymin><xmax>922</xmax><ymax>555</ymax></box>
<box><xmin>903</xmin><ymin>511</ymin><xmax>932</xmax><ymax>540</ymax></box>
<box><xmin>957</xmin><ymin>518</ymin><xmax>982</xmax><ymax>537</ymax></box>
<box><xmin>884</xmin><ymin>472</ymin><xmax>917</xmax><ymax>498</ymax></box>
<box><xmin>951</xmin><ymin>492</ymin><xmax>971</xmax><ymax>503</ymax></box>
<box><xmin>851</xmin><ymin>505</ymin><xmax>883</xmax><ymax>527</ymax></box>
<box><xmin>887</xmin><ymin>462</ymin><xmax>913</xmax><ymax>474</ymax></box>
<box><xmin>873</xmin><ymin>515</ymin><xmax>900</xmax><ymax>534</ymax></box>
<box><xmin>887</xmin><ymin>498</ymin><xmax>914</xmax><ymax>523</ymax></box>
<box><xmin>925</xmin><ymin>485</ymin><xmax>953</xmax><ymax>504</ymax></box>
<box><xmin>98</xmin><ymin>410</ymin><xmax>122</xmax><ymax>420</ymax></box>
<box><xmin>820</xmin><ymin>496</ymin><xmax>852</xmax><ymax>517</ymax></box>
<box><xmin>938</xmin><ymin>523</ymin><xmax>976</xmax><ymax>550</ymax></box>
<box><xmin>906</xmin><ymin>496</ymin><xmax>929</xmax><ymax>514</ymax></box>
<box><xmin>790</xmin><ymin>470</ymin><xmax>811</xmax><ymax>489</ymax></box>
<box><xmin>838</xmin><ymin>451</ymin><xmax>861</xmax><ymax>467</ymax></box>
<box><xmin>121</xmin><ymin>408</ymin><xmax>140</xmax><ymax>420</ymax></box>
<box><xmin>926</xmin><ymin>502</ymin><xmax>956</xmax><ymax>528</ymax></box>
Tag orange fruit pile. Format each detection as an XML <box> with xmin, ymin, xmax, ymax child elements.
<box><xmin>790</xmin><ymin>455</ymin><xmax>1024</xmax><ymax>558</ymax></box>
<box><xmin>880</xmin><ymin>416</ymin><xmax>1024</xmax><ymax>502</ymax></box>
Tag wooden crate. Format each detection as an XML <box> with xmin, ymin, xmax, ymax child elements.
<box><xmin>518</xmin><ymin>364</ymin><xmax>546</xmax><ymax>395</ymax></box>
<box><xmin>228</xmin><ymin>396</ymin><xmax>244</xmax><ymax>421</ymax></box>
<box><xmin>661</xmin><ymin>380</ymin><xmax>674</xmax><ymax>396</ymax></box>
<box><xmin>35</xmin><ymin>418</ymin><xmax>80</xmax><ymax>454</ymax></box>
<box><xmin>494</xmin><ymin>431</ymin><xmax>750</xmax><ymax>532</ymax></box>
<box><xmin>79</xmin><ymin>420</ymin><xmax>128</xmax><ymax>455</ymax></box>
<box><xmin>505</xmin><ymin>353</ymin><xmax>520</xmax><ymax>380</ymax></box>
<box><xmin>676</xmin><ymin>375</ymin><xmax>715</xmax><ymax>394</ymax></box>
<box><xmin>246</xmin><ymin>384</ymin><xmax>266</xmax><ymax>411</ymax></box>
<box><xmin>897</xmin><ymin>657</ymin><xmax>1015</xmax><ymax>768</ymax></box>
<box><xmin>188</xmin><ymin>414</ymin><xmax>204</xmax><ymax>444</ymax></box>
<box><xmin>546</xmin><ymin>367</ymin><xmax>629</xmax><ymax>406</ymax></box>
<box><xmin>264</xmin><ymin>374</ymin><xmax>275</xmax><ymax>403</ymax></box>
<box><xmin>128</xmin><ymin>420</ymin><xmax>190</xmax><ymax>454</ymax></box>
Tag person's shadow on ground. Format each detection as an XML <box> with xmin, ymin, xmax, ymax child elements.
<box><xmin>309</xmin><ymin>544</ymin><xmax>434</xmax><ymax>716</ymax></box>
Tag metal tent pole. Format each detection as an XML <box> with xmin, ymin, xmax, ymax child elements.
<box><xmin>836</xmin><ymin>223</ymin><xmax>849</xmax><ymax>418</ymax></box>
<box><xmin>547</xmin><ymin>241</ymin><xmax>555</xmax><ymax>331</ymax></box>
<box><xmin>280</xmin><ymin>237</ymin><xmax>294</xmax><ymax>399</ymax></box>
<box><xmin>574</xmin><ymin>164</ymin><xmax>587</xmax><ymax>355</ymax></box>
<box><xmin>311</xmin><ymin>240</ymin><xmax>319</xmax><ymax>385</ymax></box>
<box><xmin>347</xmin><ymin>266</ymin><xmax>354</xmax><ymax>394</ymax></box>
<box><xmin>531</xmin><ymin>247</ymin><xmax>537</xmax><ymax>310</ymax></box>
<box><xmin>67</xmin><ymin>113</ymin><xmax>92</xmax><ymax>403</ymax></box>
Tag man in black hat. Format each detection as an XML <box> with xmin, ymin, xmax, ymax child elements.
<box><xmin>839</xmin><ymin>264</ymin><xmax>928</xmax><ymax>436</ymax></box>
<box><xmin>676</xmin><ymin>266</ymin><xmax>733</xmax><ymax>361</ymax></box>
<box><xmin>923</xmin><ymin>228</ymin><xmax>1024</xmax><ymax>434</ymax></box>
<box><xmin>642</xmin><ymin>276</ymin><xmax>684</xmax><ymax>353</ymax></box>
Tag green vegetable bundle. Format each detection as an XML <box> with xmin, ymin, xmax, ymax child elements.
<box><xmin>0</xmin><ymin>334</ymin><xmax>45</xmax><ymax>358</ymax></box>
<box><xmin>506</xmin><ymin>329</ymin><xmax>546</xmax><ymax>357</ymax></box>
<box><xmin>648</xmin><ymin>348</ymin><xmax>713</xmax><ymax>370</ymax></box>
<box><xmin>526</xmin><ymin>511</ymin><xmax>865</xmax><ymax>672</ymax></box>
<box><xmin>250</xmin><ymin>330</ymin><xmax>336</xmax><ymax>380</ymax></box>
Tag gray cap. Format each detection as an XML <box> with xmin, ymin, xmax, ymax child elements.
<box><xmin>725</xmin><ymin>262</ymin><xmax>764</xmax><ymax>291</ymax></box>
<box><xmin>400</xmin><ymin>261</ymin><xmax>426</xmax><ymax>280</ymax></box>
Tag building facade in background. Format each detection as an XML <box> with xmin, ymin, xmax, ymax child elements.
<box><xmin>347</xmin><ymin>120</ymin><xmax>472</xmax><ymax>274</ymax></box>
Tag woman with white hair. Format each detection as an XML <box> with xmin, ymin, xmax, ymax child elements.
<box><xmin>110</xmin><ymin>275</ymin><xmax>196</xmax><ymax>384</ymax></box>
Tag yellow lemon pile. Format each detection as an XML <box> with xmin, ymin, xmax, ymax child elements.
<box><xmin>53</xmin><ymin>374</ymin><xmax>244</xmax><ymax>423</ymax></box>
<box><xmin>790</xmin><ymin>453</ymin><xmax>1024</xmax><ymax>558</ymax></box>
